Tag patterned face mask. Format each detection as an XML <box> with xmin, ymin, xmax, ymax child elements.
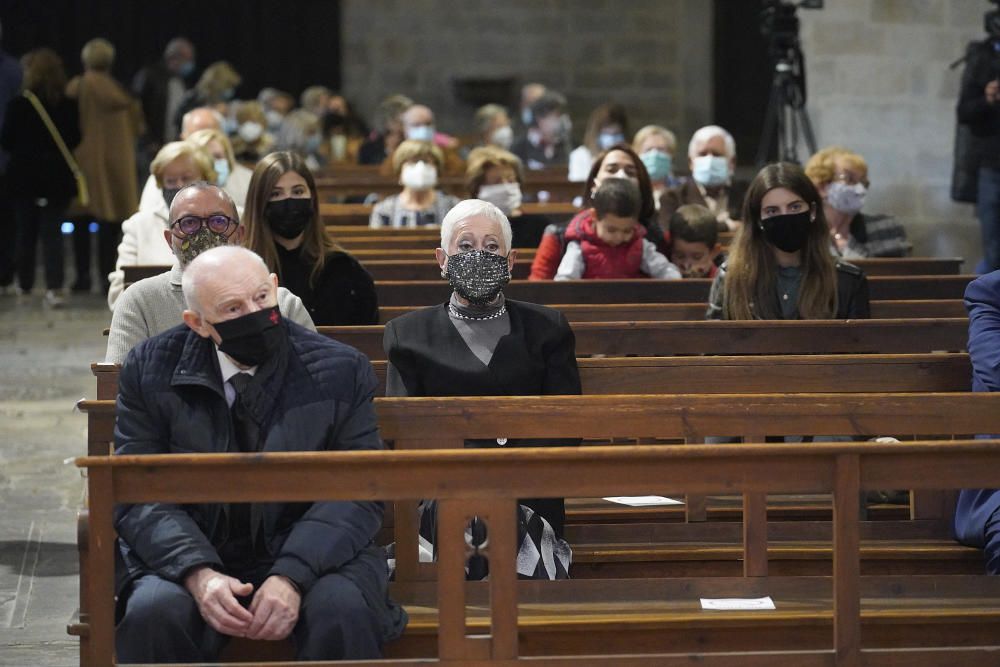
<box><xmin>443</xmin><ymin>249</ymin><xmax>511</xmax><ymax>305</ymax></box>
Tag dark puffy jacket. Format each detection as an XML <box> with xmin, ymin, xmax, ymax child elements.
<box><xmin>113</xmin><ymin>319</ymin><xmax>406</xmax><ymax>638</ymax></box>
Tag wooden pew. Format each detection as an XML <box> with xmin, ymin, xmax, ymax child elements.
<box><xmin>371</xmin><ymin>275</ymin><xmax>973</xmax><ymax>306</ymax></box>
<box><xmin>320</xmin><ymin>201</ymin><xmax>580</xmax><ymax>227</ymax></box>
<box><xmin>318</xmin><ymin>318</ymin><xmax>969</xmax><ymax>361</ymax></box>
<box><xmin>90</xmin><ymin>352</ymin><xmax>974</xmax><ymax>401</ymax></box>
<box><xmin>76</xmin><ymin>428</ymin><xmax>1000</xmax><ymax>664</ymax></box>
<box><xmin>314</xmin><ymin>165</ymin><xmax>583</xmax><ymax>202</ymax></box>
<box><xmin>376</xmin><ymin>299</ymin><xmax>968</xmax><ymax>323</ymax></box>
<box><xmin>359</xmin><ymin>257</ymin><xmax>964</xmax><ymax>282</ymax></box>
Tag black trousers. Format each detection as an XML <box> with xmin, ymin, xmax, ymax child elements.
<box><xmin>115</xmin><ymin>571</ymin><xmax>383</xmax><ymax>663</ymax></box>
<box><xmin>0</xmin><ymin>173</ymin><xmax>14</xmax><ymax>286</ymax></box>
<box><xmin>70</xmin><ymin>217</ymin><xmax>119</xmax><ymax>289</ymax></box>
<box><xmin>13</xmin><ymin>196</ymin><xmax>68</xmax><ymax>292</ymax></box>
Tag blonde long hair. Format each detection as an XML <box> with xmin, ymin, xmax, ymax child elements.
<box><xmin>723</xmin><ymin>162</ymin><xmax>837</xmax><ymax>320</ymax></box>
<box><xmin>243</xmin><ymin>151</ymin><xmax>338</xmax><ymax>286</ymax></box>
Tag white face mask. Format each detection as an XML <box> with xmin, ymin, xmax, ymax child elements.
<box><xmin>691</xmin><ymin>155</ymin><xmax>731</xmax><ymax>187</ymax></box>
<box><xmin>826</xmin><ymin>181</ymin><xmax>867</xmax><ymax>215</ymax></box>
<box><xmin>330</xmin><ymin>134</ymin><xmax>347</xmax><ymax>160</ymax></box>
<box><xmin>400</xmin><ymin>160</ymin><xmax>438</xmax><ymax>190</ymax></box>
<box><xmin>490</xmin><ymin>125</ymin><xmax>514</xmax><ymax>149</ymax></box>
<box><xmin>238</xmin><ymin>121</ymin><xmax>263</xmax><ymax>143</ymax></box>
<box><xmin>477</xmin><ymin>182</ymin><xmax>523</xmax><ymax>215</ymax></box>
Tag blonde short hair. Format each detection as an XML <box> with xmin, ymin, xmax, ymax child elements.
<box><xmin>81</xmin><ymin>38</ymin><xmax>114</xmax><ymax>72</ymax></box>
<box><xmin>187</xmin><ymin>128</ymin><xmax>236</xmax><ymax>169</ymax></box>
<box><xmin>196</xmin><ymin>61</ymin><xmax>241</xmax><ymax>101</ymax></box>
<box><xmin>391</xmin><ymin>139</ymin><xmax>444</xmax><ymax>175</ymax></box>
<box><xmin>464</xmin><ymin>146</ymin><xmax>524</xmax><ymax>197</ymax></box>
<box><xmin>804</xmin><ymin>146</ymin><xmax>869</xmax><ymax>186</ymax></box>
<box><xmin>632</xmin><ymin>124</ymin><xmax>677</xmax><ymax>155</ymax></box>
<box><xmin>150</xmin><ymin>141</ymin><xmax>216</xmax><ymax>188</ymax></box>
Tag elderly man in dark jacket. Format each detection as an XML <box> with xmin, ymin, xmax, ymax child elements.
<box><xmin>113</xmin><ymin>245</ymin><xmax>406</xmax><ymax>662</ymax></box>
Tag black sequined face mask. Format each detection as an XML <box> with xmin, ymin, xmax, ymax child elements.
<box><xmin>443</xmin><ymin>249</ymin><xmax>510</xmax><ymax>305</ymax></box>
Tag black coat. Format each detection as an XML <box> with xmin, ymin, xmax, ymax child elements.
<box><xmin>1</xmin><ymin>94</ymin><xmax>80</xmax><ymax>202</ymax></box>
<box><xmin>957</xmin><ymin>40</ymin><xmax>1000</xmax><ymax>171</ymax></box>
<box><xmin>114</xmin><ymin>319</ymin><xmax>406</xmax><ymax>639</ymax></box>
<box><xmin>706</xmin><ymin>260</ymin><xmax>870</xmax><ymax>320</ymax></box>
<box><xmin>383</xmin><ymin>299</ymin><xmax>582</xmax><ymax>534</ymax></box>
<box><xmin>276</xmin><ymin>246</ymin><xmax>379</xmax><ymax>326</ymax></box>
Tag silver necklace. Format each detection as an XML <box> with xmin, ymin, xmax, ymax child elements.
<box><xmin>448</xmin><ymin>304</ymin><xmax>507</xmax><ymax>321</ymax></box>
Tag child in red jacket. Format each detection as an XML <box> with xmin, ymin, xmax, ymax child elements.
<box><xmin>554</xmin><ymin>178</ymin><xmax>680</xmax><ymax>280</ymax></box>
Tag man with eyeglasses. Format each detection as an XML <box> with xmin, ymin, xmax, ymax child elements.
<box><xmin>105</xmin><ymin>181</ymin><xmax>314</xmax><ymax>364</ymax></box>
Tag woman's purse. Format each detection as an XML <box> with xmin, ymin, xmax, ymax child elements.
<box><xmin>23</xmin><ymin>89</ymin><xmax>89</xmax><ymax>207</ymax></box>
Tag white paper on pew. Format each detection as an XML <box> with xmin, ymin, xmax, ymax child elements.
<box><xmin>602</xmin><ymin>495</ymin><xmax>683</xmax><ymax>506</ymax></box>
<box><xmin>700</xmin><ymin>597</ymin><xmax>776</xmax><ymax>611</ymax></box>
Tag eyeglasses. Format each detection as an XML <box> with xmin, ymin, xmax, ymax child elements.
<box><xmin>169</xmin><ymin>214</ymin><xmax>239</xmax><ymax>239</ymax></box>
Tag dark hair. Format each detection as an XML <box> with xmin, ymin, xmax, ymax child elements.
<box><xmin>724</xmin><ymin>162</ymin><xmax>836</xmax><ymax>320</ymax></box>
<box><xmin>583</xmin><ymin>143</ymin><xmax>656</xmax><ymax>222</ymax></box>
<box><xmin>582</xmin><ymin>103</ymin><xmax>629</xmax><ymax>154</ymax></box>
<box><xmin>592</xmin><ymin>178</ymin><xmax>640</xmax><ymax>220</ymax></box>
<box><xmin>243</xmin><ymin>151</ymin><xmax>339</xmax><ymax>286</ymax></box>
<box><xmin>669</xmin><ymin>204</ymin><xmax>717</xmax><ymax>247</ymax></box>
<box><xmin>22</xmin><ymin>48</ymin><xmax>67</xmax><ymax>105</ymax></box>
<box><xmin>529</xmin><ymin>90</ymin><xmax>566</xmax><ymax>125</ymax></box>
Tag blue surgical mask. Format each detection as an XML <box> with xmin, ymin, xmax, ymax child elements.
<box><xmin>213</xmin><ymin>158</ymin><xmax>230</xmax><ymax>186</ymax></box>
<box><xmin>692</xmin><ymin>155</ymin><xmax>731</xmax><ymax>187</ymax></box>
<box><xmin>598</xmin><ymin>132</ymin><xmax>625</xmax><ymax>151</ymax></box>
<box><xmin>222</xmin><ymin>117</ymin><xmax>238</xmax><ymax>136</ymax></box>
<box><xmin>521</xmin><ymin>108</ymin><xmax>533</xmax><ymax>126</ymax></box>
<box><xmin>641</xmin><ymin>149</ymin><xmax>672</xmax><ymax>182</ymax></box>
<box><xmin>305</xmin><ymin>134</ymin><xmax>322</xmax><ymax>154</ymax></box>
<box><xmin>179</xmin><ymin>61</ymin><xmax>195</xmax><ymax>78</ymax></box>
<box><xmin>406</xmin><ymin>124</ymin><xmax>435</xmax><ymax>143</ymax></box>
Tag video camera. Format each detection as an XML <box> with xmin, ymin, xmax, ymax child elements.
<box><xmin>760</xmin><ymin>0</ymin><xmax>824</xmax><ymax>54</ymax></box>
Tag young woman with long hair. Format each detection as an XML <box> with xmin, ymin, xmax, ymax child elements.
<box><xmin>243</xmin><ymin>151</ymin><xmax>377</xmax><ymax>325</ymax></box>
<box><xmin>707</xmin><ymin>161</ymin><xmax>870</xmax><ymax>320</ymax></box>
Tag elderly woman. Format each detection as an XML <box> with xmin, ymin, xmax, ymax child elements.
<box><xmin>369</xmin><ymin>140</ymin><xmax>459</xmax><ymax>228</ymax></box>
<box><xmin>107</xmin><ymin>141</ymin><xmax>215</xmax><ymax>309</ymax></box>
<box><xmin>804</xmin><ymin>146</ymin><xmax>910</xmax><ymax>259</ymax></box>
<box><xmin>465</xmin><ymin>145</ymin><xmax>550</xmax><ymax>247</ymax></box>
<box><xmin>65</xmin><ymin>38</ymin><xmax>141</xmax><ymax>293</ymax></box>
<box><xmin>633</xmin><ymin>124</ymin><xmax>680</xmax><ymax>204</ymax></box>
<box><xmin>658</xmin><ymin>124</ymin><xmax>747</xmax><ymax>233</ymax></box>
<box><xmin>273</xmin><ymin>109</ymin><xmax>323</xmax><ymax>170</ymax></box>
<box><xmin>384</xmin><ymin>199</ymin><xmax>581</xmax><ymax>580</ymax></box>
<box><xmin>186</xmin><ymin>128</ymin><xmax>253</xmax><ymax>207</ymax></box>
<box><xmin>172</xmin><ymin>60</ymin><xmax>240</xmax><ymax>138</ymax></box>
<box><xmin>469</xmin><ymin>103</ymin><xmax>513</xmax><ymax>152</ymax></box>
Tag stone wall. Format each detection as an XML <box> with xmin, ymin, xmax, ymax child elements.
<box><xmin>340</xmin><ymin>0</ymin><xmax>712</xmax><ymax>146</ymax></box>
<box><xmin>798</xmin><ymin>0</ymin><xmax>985</xmax><ymax>264</ymax></box>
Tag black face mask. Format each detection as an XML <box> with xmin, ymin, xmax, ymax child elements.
<box><xmin>265</xmin><ymin>198</ymin><xmax>313</xmax><ymax>239</ymax></box>
<box><xmin>162</xmin><ymin>187</ymin><xmax>181</xmax><ymax>208</ymax></box>
<box><xmin>759</xmin><ymin>211</ymin><xmax>812</xmax><ymax>253</ymax></box>
<box><xmin>444</xmin><ymin>249</ymin><xmax>511</xmax><ymax>305</ymax></box>
<box><xmin>211</xmin><ymin>306</ymin><xmax>285</xmax><ymax>367</ymax></box>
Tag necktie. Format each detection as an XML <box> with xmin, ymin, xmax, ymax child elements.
<box><xmin>229</xmin><ymin>372</ymin><xmax>258</xmax><ymax>452</ymax></box>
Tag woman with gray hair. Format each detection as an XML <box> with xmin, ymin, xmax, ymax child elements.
<box><xmin>383</xmin><ymin>198</ymin><xmax>581</xmax><ymax>580</ymax></box>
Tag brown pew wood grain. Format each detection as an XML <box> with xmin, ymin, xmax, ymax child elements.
<box><xmin>75</xmin><ymin>439</ymin><xmax>1000</xmax><ymax>665</ymax></box>
<box><xmin>319</xmin><ymin>318</ymin><xmax>970</xmax><ymax>361</ymax></box>
<box><xmin>371</xmin><ymin>276</ymin><xmax>973</xmax><ymax>306</ymax></box>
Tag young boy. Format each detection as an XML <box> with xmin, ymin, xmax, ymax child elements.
<box><xmin>668</xmin><ymin>204</ymin><xmax>723</xmax><ymax>278</ymax></box>
<box><xmin>554</xmin><ymin>178</ymin><xmax>680</xmax><ymax>280</ymax></box>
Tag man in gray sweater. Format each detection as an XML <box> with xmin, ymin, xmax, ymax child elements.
<box><xmin>106</xmin><ymin>183</ymin><xmax>314</xmax><ymax>364</ymax></box>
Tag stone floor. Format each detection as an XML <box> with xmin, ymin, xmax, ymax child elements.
<box><xmin>0</xmin><ymin>291</ymin><xmax>110</xmax><ymax>667</ymax></box>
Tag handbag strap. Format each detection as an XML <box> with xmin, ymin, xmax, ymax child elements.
<box><xmin>23</xmin><ymin>89</ymin><xmax>82</xmax><ymax>177</ymax></box>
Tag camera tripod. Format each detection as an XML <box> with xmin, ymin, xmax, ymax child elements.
<box><xmin>755</xmin><ymin>45</ymin><xmax>817</xmax><ymax>166</ymax></box>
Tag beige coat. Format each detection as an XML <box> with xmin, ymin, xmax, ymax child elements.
<box><xmin>66</xmin><ymin>71</ymin><xmax>141</xmax><ymax>221</ymax></box>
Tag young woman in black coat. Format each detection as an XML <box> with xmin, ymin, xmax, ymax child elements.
<box><xmin>242</xmin><ymin>151</ymin><xmax>377</xmax><ymax>325</ymax></box>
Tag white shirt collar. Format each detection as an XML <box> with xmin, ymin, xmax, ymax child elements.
<box><xmin>216</xmin><ymin>347</ymin><xmax>257</xmax><ymax>385</ymax></box>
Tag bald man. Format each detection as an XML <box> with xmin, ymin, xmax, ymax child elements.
<box><xmin>106</xmin><ymin>182</ymin><xmax>313</xmax><ymax>364</ymax></box>
<box><xmin>137</xmin><ymin>107</ymin><xmax>224</xmax><ymax>212</ymax></box>
<box><xmin>113</xmin><ymin>244</ymin><xmax>407</xmax><ymax>662</ymax></box>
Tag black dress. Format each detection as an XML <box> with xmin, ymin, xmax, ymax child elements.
<box><xmin>275</xmin><ymin>245</ymin><xmax>378</xmax><ymax>326</ymax></box>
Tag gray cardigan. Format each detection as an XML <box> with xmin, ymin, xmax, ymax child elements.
<box><xmin>105</xmin><ymin>264</ymin><xmax>315</xmax><ymax>364</ymax></box>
